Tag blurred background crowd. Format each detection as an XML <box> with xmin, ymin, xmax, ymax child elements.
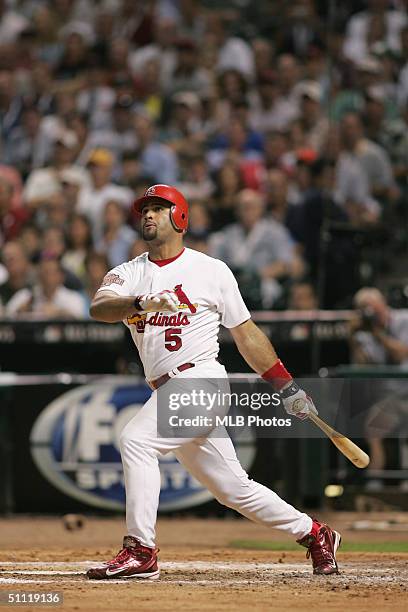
<box><xmin>0</xmin><ymin>0</ymin><xmax>407</xmax><ymax>319</ymax></box>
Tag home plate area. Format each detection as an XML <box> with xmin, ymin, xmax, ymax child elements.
<box><xmin>0</xmin><ymin>559</ymin><xmax>407</xmax><ymax>587</ymax></box>
<box><xmin>0</xmin><ymin>517</ymin><xmax>407</xmax><ymax>610</ymax></box>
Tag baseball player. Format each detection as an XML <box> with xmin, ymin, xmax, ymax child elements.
<box><xmin>87</xmin><ymin>184</ymin><xmax>341</xmax><ymax>580</ymax></box>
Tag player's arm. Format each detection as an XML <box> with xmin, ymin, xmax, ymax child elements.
<box><xmin>230</xmin><ymin>319</ymin><xmax>317</xmax><ymax>419</ymax></box>
<box><xmin>90</xmin><ymin>290</ymin><xmax>138</xmax><ymax>323</ymax></box>
<box><xmin>229</xmin><ymin>319</ymin><xmax>279</xmax><ymax>372</ymax></box>
<box><xmin>90</xmin><ymin>289</ymin><xmax>180</xmax><ymax>323</ymax></box>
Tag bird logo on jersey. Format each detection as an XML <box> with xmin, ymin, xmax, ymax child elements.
<box><xmin>174</xmin><ymin>284</ymin><xmax>197</xmax><ymax>313</ymax></box>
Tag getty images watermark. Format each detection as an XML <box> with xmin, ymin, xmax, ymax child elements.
<box><xmin>167</xmin><ymin>388</ymin><xmax>291</xmax><ymax>429</ymax></box>
<box><xmin>157</xmin><ymin>376</ymin><xmax>400</xmax><ymax>439</ymax></box>
<box><xmin>157</xmin><ymin>378</ymin><xmax>297</xmax><ymax>438</ymax></box>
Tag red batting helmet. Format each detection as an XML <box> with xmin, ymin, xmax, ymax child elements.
<box><xmin>133</xmin><ymin>184</ymin><xmax>189</xmax><ymax>232</ymax></box>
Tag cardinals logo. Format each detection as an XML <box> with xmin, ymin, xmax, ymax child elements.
<box><xmin>174</xmin><ymin>284</ymin><xmax>197</xmax><ymax>313</ymax></box>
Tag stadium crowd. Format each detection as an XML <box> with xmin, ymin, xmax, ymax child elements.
<box><xmin>0</xmin><ymin>0</ymin><xmax>407</xmax><ymax>318</ymax></box>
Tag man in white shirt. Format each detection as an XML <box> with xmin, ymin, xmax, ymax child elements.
<box><xmin>77</xmin><ymin>148</ymin><xmax>133</xmax><ymax>242</ymax></box>
<box><xmin>6</xmin><ymin>256</ymin><xmax>85</xmax><ymax>319</ymax></box>
<box><xmin>86</xmin><ymin>184</ymin><xmax>340</xmax><ymax>580</ymax></box>
<box><xmin>209</xmin><ymin>189</ymin><xmax>303</xmax><ymax>307</ymax></box>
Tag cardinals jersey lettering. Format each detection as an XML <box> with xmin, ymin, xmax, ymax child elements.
<box><xmin>97</xmin><ymin>248</ymin><xmax>250</xmax><ymax>380</ymax></box>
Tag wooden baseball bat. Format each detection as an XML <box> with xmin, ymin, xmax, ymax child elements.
<box><xmin>308</xmin><ymin>412</ymin><xmax>370</xmax><ymax>468</ymax></box>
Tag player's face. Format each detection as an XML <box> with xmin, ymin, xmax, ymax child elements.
<box><xmin>141</xmin><ymin>201</ymin><xmax>173</xmax><ymax>242</ymax></box>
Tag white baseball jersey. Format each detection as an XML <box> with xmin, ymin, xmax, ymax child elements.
<box><xmin>97</xmin><ymin>248</ymin><xmax>250</xmax><ymax>380</ymax></box>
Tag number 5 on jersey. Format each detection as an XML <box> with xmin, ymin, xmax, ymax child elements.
<box><xmin>165</xmin><ymin>328</ymin><xmax>182</xmax><ymax>351</ymax></box>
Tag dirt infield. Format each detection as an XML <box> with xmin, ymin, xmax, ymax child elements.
<box><xmin>1</xmin><ymin>513</ymin><xmax>408</xmax><ymax>611</ymax></box>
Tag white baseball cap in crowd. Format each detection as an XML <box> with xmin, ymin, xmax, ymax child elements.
<box><xmin>297</xmin><ymin>80</ymin><xmax>322</xmax><ymax>103</ymax></box>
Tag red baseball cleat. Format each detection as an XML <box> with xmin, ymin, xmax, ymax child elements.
<box><xmin>297</xmin><ymin>519</ymin><xmax>341</xmax><ymax>575</ymax></box>
<box><xmin>86</xmin><ymin>536</ymin><xmax>159</xmax><ymax>580</ymax></box>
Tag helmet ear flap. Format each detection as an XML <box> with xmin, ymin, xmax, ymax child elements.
<box><xmin>170</xmin><ymin>204</ymin><xmax>183</xmax><ymax>233</ymax></box>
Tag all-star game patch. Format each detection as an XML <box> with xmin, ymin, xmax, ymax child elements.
<box><xmin>100</xmin><ymin>274</ymin><xmax>125</xmax><ymax>287</ymax></box>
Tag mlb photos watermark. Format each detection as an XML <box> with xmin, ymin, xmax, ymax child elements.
<box><xmin>157</xmin><ymin>376</ymin><xmax>408</xmax><ymax>439</ymax></box>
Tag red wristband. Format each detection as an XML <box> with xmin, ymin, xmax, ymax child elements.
<box><xmin>262</xmin><ymin>359</ymin><xmax>293</xmax><ymax>390</ymax></box>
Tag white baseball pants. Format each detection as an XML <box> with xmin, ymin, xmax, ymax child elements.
<box><xmin>120</xmin><ymin>360</ymin><xmax>312</xmax><ymax>547</ymax></box>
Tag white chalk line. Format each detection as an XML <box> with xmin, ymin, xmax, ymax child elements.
<box><xmin>0</xmin><ymin>561</ymin><xmax>306</xmax><ymax>571</ymax></box>
<box><xmin>0</xmin><ymin>561</ymin><xmax>406</xmax><ymax>585</ymax></box>
<box><xmin>0</xmin><ymin>578</ymin><xmax>272</xmax><ymax>586</ymax></box>
<box><xmin>0</xmin><ymin>561</ymin><xmax>402</xmax><ymax>575</ymax></box>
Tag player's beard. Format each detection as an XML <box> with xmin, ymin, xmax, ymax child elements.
<box><xmin>143</xmin><ymin>226</ymin><xmax>158</xmax><ymax>241</ymax></box>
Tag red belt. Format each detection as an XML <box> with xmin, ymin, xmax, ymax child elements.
<box><xmin>149</xmin><ymin>362</ymin><xmax>195</xmax><ymax>390</ymax></box>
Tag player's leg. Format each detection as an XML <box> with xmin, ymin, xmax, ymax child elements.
<box><xmin>175</xmin><ymin>431</ymin><xmax>341</xmax><ymax>574</ymax></box>
<box><xmin>87</xmin><ymin>392</ymin><xmax>162</xmax><ymax>579</ymax></box>
<box><xmin>175</xmin><ymin>430</ymin><xmax>311</xmax><ymax>537</ymax></box>
<box><xmin>87</xmin><ymin>389</ymin><xmax>210</xmax><ymax>580</ymax></box>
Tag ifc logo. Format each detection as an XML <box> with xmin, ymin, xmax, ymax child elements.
<box><xmin>30</xmin><ymin>378</ymin><xmax>255</xmax><ymax>511</ymax></box>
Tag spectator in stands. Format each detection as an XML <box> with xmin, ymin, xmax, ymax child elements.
<box><xmin>0</xmin><ymin>177</ymin><xmax>30</xmax><ymax>246</ymax></box>
<box><xmin>23</xmin><ymin>130</ymin><xmax>88</xmax><ymax>212</ymax></box>
<box><xmin>211</xmin><ymin>159</ymin><xmax>244</xmax><ymax>230</ymax></box>
<box><xmin>6</xmin><ymin>255</ymin><xmax>86</xmax><ymax>319</ymax></box>
<box><xmin>118</xmin><ymin>151</ymin><xmax>144</xmax><ymax>190</ymax></box>
<box><xmin>41</xmin><ymin>225</ymin><xmax>82</xmax><ymax>292</ymax></box>
<box><xmin>249</xmin><ymin>69</ymin><xmax>298</xmax><ymax>133</ymax></box>
<box><xmin>83</xmin><ymin>251</ymin><xmax>110</xmax><ymax>308</ymax></box>
<box><xmin>398</xmin><ymin>25</ymin><xmax>408</xmax><ymax>107</ymax></box>
<box><xmin>78</xmin><ymin>94</ymin><xmax>138</xmax><ymax>170</ymax></box>
<box><xmin>287</xmin><ymin>148</ymin><xmax>318</xmax><ymax>205</ymax></box>
<box><xmin>161</xmin><ymin>91</ymin><xmax>205</xmax><ymax>158</ymax></box>
<box><xmin>187</xmin><ymin>201</ymin><xmax>211</xmax><ymax>240</ymax></box>
<box><xmin>207</xmin><ymin>111</ymin><xmax>264</xmax><ymax>172</ymax></box>
<box><xmin>277</xmin><ymin>1</ymin><xmax>324</xmax><ymax>59</ymax></box>
<box><xmin>265</xmin><ymin>168</ymin><xmax>297</xmax><ymax>225</ymax></box>
<box><xmin>32</xmin><ymin>4</ymin><xmax>62</xmax><ymax>66</ymax></box>
<box><xmin>77</xmin><ymin>148</ymin><xmax>133</xmax><ymax>242</ymax></box>
<box><xmin>0</xmin><ymin>164</ymin><xmax>23</xmax><ymax>209</ymax></box>
<box><xmin>276</xmin><ymin>54</ymin><xmax>301</xmax><ymax>122</ymax></box>
<box><xmin>363</xmin><ymin>87</ymin><xmax>408</xmax><ymax>188</ymax></box>
<box><xmin>42</xmin><ymin>191</ymin><xmax>70</xmax><ymax>229</ymax></box>
<box><xmin>65</xmin><ymin>112</ymin><xmax>91</xmax><ymax>165</ymax></box>
<box><xmin>176</xmin><ymin>153</ymin><xmax>215</xmax><ymax>203</ymax></box>
<box><xmin>209</xmin><ymin>188</ymin><xmax>303</xmax><ymax>308</ymax></box>
<box><xmin>251</xmin><ymin>38</ymin><xmax>274</xmax><ymax>80</ymax></box>
<box><xmin>296</xmin><ymin>80</ymin><xmax>329</xmax><ymax>152</ymax></box>
<box><xmin>211</xmin><ymin>14</ymin><xmax>255</xmax><ymax>81</ymax></box>
<box><xmin>62</xmin><ymin>213</ymin><xmax>93</xmax><ymax>285</ymax></box>
<box><xmin>291</xmin><ymin>157</ymin><xmax>358</xmax><ymax>308</ymax></box>
<box><xmin>349</xmin><ymin>287</ymin><xmax>408</xmax><ymax>489</ymax></box>
<box><xmin>54</xmin><ymin>28</ymin><xmax>92</xmax><ymax>81</ymax></box>
<box><xmin>5</xmin><ymin>106</ymin><xmax>51</xmax><ymax>178</ymax></box>
<box><xmin>59</xmin><ymin>167</ymin><xmax>84</xmax><ymax>214</ymax></box>
<box><xmin>96</xmin><ymin>199</ymin><xmax>137</xmax><ymax>268</ymax></box>
<box><xmin>330</xmin><ymin>121</ymin><xmax>379</xmax><ymax>226</ymax></box>
<box><xmin>76</xmin><ymin>62</ymin><xmax>115</xmax><ymax>131</ymax></box>
<box><xmin>0</xmin><ymin>70</ymin><xmax>23</xmax><ymax>146</ymax></box>
<box><xmin>133</xmin><ymin>112</ymin><xmax>179</xmax><ymax>184</ymax></box>
<box><xmin>184</xmin><ymin>201</ymin><xmax>211</xmax><ymax>255</ymax></box>
<box><xmin>0</xmin><ymin>240</ymin><xmax>34</xmax><ymax>311</ymax></box>
<box><xmin>214</xmin><ymin>68</ymin><xmax>249</xmax><ymax>128</ymax></box>
<box><xmin>342</xmin><ymin>0</ymin><xmax>407</xmax><ymax>64</ymax></box>
<box><xmin>0</xmin><ymin>0</ymin><xmax>28</xmax><ymax>44</ymax></box>
<box><xmin>339</xmin><ymin>112</ymin><xmax>399</xmax><ymax>207</ymax></box>
<box><xmin>288</xmin><ymin>281</ymin><xmax>318</xmax><ymax>310</ymax></box>
<box><xmin>263</xmin><ymin>130</ymin><xmax>290</xmax><ymax>172</ymax></box>
<box><xmin>132</xmin><ymin>56</ymin><xmax>164</xmax><ymax>122</ymax></box>
<box><xmin>162</xmin><ymin>37</ymin><xmax>211</xmax><ymax>98</ymax></box>
<box><xmin>129</xmin><ymin>16</ymin><xmax>178</xmax><ymax>89</ymax></box>
<box><xmin>19</xmin><ymin>223</ymin><xmax>42</xmax><ymax>264</ymax></box>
